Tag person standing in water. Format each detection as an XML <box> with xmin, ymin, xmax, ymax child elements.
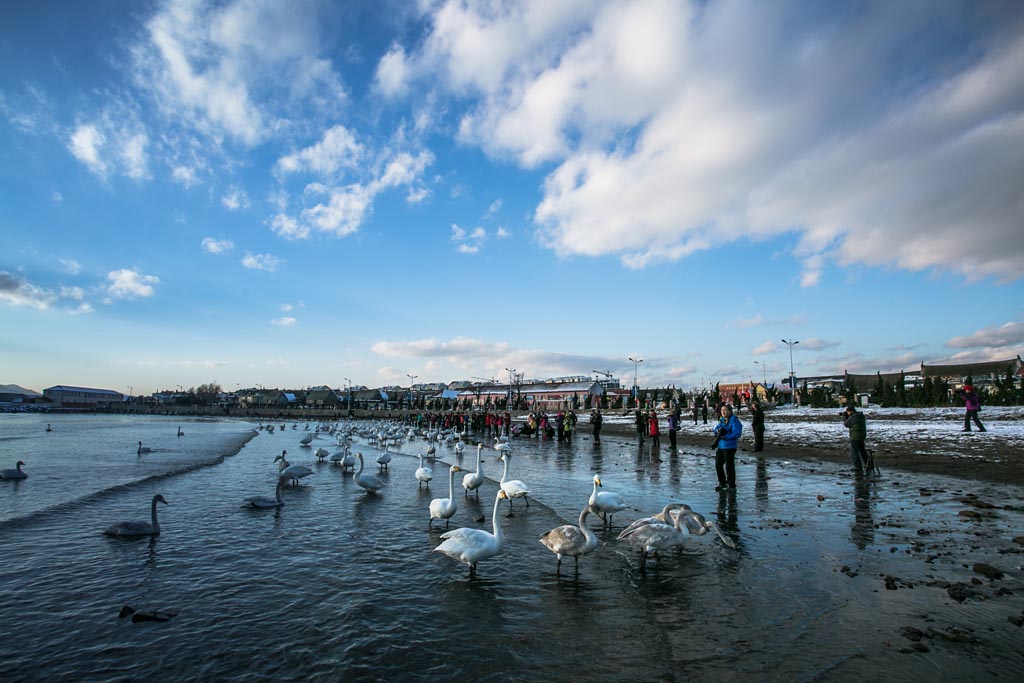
<box><xmin>843</xmin><ymin>404</ymin><xmax>869</xmax><ymax>477</ymax></box>
<box><xmin>713</xmin><ymin>405</ymin><xmax>743</xmax><ymax>491</ymax></box>
<box><xmin>750</xmin><ymin>402</ymin><xmax>765</xmax><ymax>452</ymax></box>
<box><xmin>591</xmin><ymin>408</ymin><xmax>603</xmax><ymax>444</ymax></box>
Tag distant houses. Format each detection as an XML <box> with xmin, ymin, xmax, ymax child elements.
<box><xmin>43</xmin><ymin>385</ymin><xmax>124</xmax><ymax>408</ymax></box>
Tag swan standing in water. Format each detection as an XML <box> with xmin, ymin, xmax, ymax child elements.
<box><xmin>243</xmin><ymin>480</ymin><xmax>285</xmax><ymax>509</ymax></box>
<box><xmin>376</xmin><ymin>444</ymin><xmax>392</xmax><ymax>471</ymax></box>
<box><xmin>274</xmin><ymin>450</ymin><xmax>313</xmax><ymax>487</ymax></box>
<box><xmin>415</xmin><ymin>454</ymin><xmax>433</xmax><ymax>489</ymax></box>
<box><xmin>314</xmin><ymin>447</ymin><xmax>330</xmax><ymax>461</ymax></box>
<box><xmin>462</xmin><ymin>444</ymin><xmax>485</xmax><ymax>497</ymax></box>
<box><xmin>618</xmin><ymin>503</ymin><xmax>690</xmax><ymax>537</ymax></box>
<box><xmin>434</xmin><ymin>490</ymin><xmax>509</xmax><ymax>577</ymax></box>
<box><xmin>498</xmin><ymin>453</ymin><xmax>530</xmax><ymax>514</ymax></box>
<box><xmin>429</xmin><ymin>465</ymin><xmax>463</xmax><ymax>529</ymax></box>
<box><xmin>353</xmin><ymin>452</ymin><xmax>385</xmax><ymax>494</ymax></box>
<box><xmin>588</xmin><ymin>475</ymin><xmax>628</xmax><ymax>528</ymax></box>
<box><xmin>104</xmin><ymin>494</ymin><xmax>168</xmax><ymax>537</ymax></box>
<box><xmin>299</xmin><ymin>433</ymin><xmax>314</xmax><ymax>446</ymax></box>
<box><xmin>539</xmin><ymin>507</ymin><xmax>599</xmax><ymax>573</ymax></box>
<box><xmin>617</xmin><ymin>508</ymin><xmax>702</xmax><ymax>569</ymax></box>
<box><xmin>137</xmin><ymin>441</ymin><xmax>152</xmax><ymax>455</ymax></box>
<box><xmin>0</xmin><ymin>460</ymin><xmax>28</xmax><ymax>480</ymax></box>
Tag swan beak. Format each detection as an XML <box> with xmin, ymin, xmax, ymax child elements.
<box><xmin>499</xmin><ymin>490</ymin><xmax>509</xmax><ymax>499</ymax></box>
<box><xmin>596</xmin><ymin>477</ymin><xmax>602</xmax><ymax>487</ymax></box>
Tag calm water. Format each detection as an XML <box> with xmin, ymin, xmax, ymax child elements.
<box><xmin>1</xmin><ymin>414</ymin><xmax>1022</xmax><ymax>681</ymax></box>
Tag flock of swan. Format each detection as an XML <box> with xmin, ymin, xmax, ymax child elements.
<box><xmin>4</xmin><ymin>419</ymin><xmax>735</xmax><ymax>577</ymax></box>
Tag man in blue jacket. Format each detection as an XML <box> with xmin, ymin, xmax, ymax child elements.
<box><xmin>713</xmin><ymin>405</ymin><xmax>743</xmax><ymax>491</ymax></box>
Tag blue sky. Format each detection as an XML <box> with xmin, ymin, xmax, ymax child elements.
<box><xmin>1</xmin><ymin>0</ymin><xmax>1022</xmax><ymax>395</ymax></box>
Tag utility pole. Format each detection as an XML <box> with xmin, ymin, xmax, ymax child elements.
<box><xmin>781</xmin><ymin>339</ymin><xmax>800</xmax><ymax>405</ymax></box>
<box><xmin>628</xmin><ymin>356</ymin><xmax>643</xmax><ymax>408</ymax></box>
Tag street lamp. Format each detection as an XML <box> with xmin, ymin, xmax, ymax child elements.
<box><xmin>344</xmin><ymin>377</ymin><xmax>352</xmax><ymax>414</ymax></box>
<box><xmin>504</xmin><ymin>367</ymin><xmax>516</xmax><ymax>411</ymax></box>
<box><xmin>406</xmin><ymin>374</ymin><xmax>417</xmax><ymax>410</ymax></box>
<box><xmin>754</xmin><ymin>361</ymin><xmax>767</xmax><ymax>387</ymax></box>
<box><xmin>781</xmin><ymin>339</ymin><xmax>799</xmax><ymax>405</ymax></box>
<box><xmin>628</xmin><ymin>356</ymin><xmax>643</xmax><ymax>408</ymax></box>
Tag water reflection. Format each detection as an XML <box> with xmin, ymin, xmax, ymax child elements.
<box><xmin>850</xmin><ymin>478</ymin><xmax>875</xmax><ymax>549</ymax></box>
<box><xmin>716</xmin><ymin>489</ymin><xmax>741</xmax><ymax>555</ymax></box>
<box><xmin>755</xmin><ymin>456</ymin><xmax>769</xmax><ymax>513</ymax></box>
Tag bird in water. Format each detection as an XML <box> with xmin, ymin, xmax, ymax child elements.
<box><xmin>377</xmin><ymin>444</ymin><xmax>392</xmax><ymax>471</ymax></box>
<box><xmin>104</xmin><ymin>494</ymin><xmax>168</xmax><ymax>537</ymax></box>
<box><xmin>539</xmin><ymin>506</ymin><xmax>599</xmax><ymax>574</ymax></box>
<box><xmin>243</xmin><ymin>479</ymin><xmax>285</xmax><ymax>509</ymax></box>
<box><xmin>616</xmin><ymin>507</ymin><xmax>688</xmax><ymax>570</ymax></box>
<box><xmin>137</xmin><ymin>441</ymin><xmax>152</xmax><ymax>455</ymax></box>
<box><xmin>434</xmin><ymin>489</ymin><xmax>509</xmax><ymax>577</ymax></box>
<box><xmin>618</xmin><ymin>503</ymin><xmax>691</xmax><ymax>537</ymax></box>
<box><xmin>275</xmin><ymin>450</ymin><xmax>312</xmax><ymax>487</ymax></box>
<box><xmin>429</xmin><ymin>465</ymin><xmax>463</xmax><ymax>529</ymax></box>
<box><xmin>0</xmin><ymin>460</ymin><xmax>28</xmax><ymax>480</ymax></box>
<box><xmin>462</xmin><ymin>444</ymin><xmax>485</xmax><ymax>497</ymax></box>
<box><xmin>353</xmin><ymin>452</ymin><xmax>385</xmax><ymax>494</ymax></box>
<box><xmin>498</xmin><ymin>453</ymin><xmax>530</xmax><ymax>515</ymax></box>
<box><xmin>415</xmin><ymin>454</ymin><xmax>433</xmax><ymax>489</ymax></box>
<box><xmin>588</xmin><ymin>475</ymin><xmax>628</xmax><ymax>528</ymax></box>
<box><xmin>177</xmin><ymin>426</ymin><xmax>184</xmax><ymax>437</ymax></box>
<box><xmin>45</xmin><ymin>423</ymin><xmax>52</xmax><ymax>432</ymax></box>
<box><xmin>119</xmin><ymin>606</ymin><xmax>177</xmax><ymax>623</ymax></box>
<box><xmin>314</xmin><ymin>447</ymin><xmax>330</xmax><ymax>461</ymax></box>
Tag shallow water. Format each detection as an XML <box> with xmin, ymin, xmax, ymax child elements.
<box><xmin>1</xmin><ymin>415</ymin><xmax>1022</xmax><ymax>681</ymax></box>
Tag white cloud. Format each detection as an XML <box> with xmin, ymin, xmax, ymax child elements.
<box><xmin>280</xmin><ymin>303</ymin><xmax>293</xmax><ymax>312</ymax></box>
<box><xmin>373</xmin><ymin>44</ymin><xmax>411</xmax><ymax>98</ymax></box>
<box><xmin>172</xmin><ymin>165</ymin><xmax>200</xmax><ymax>187</ymax></box>
<box><xmin>269</xmin><ymin>213</ymin><xmax>308</xmax><ymax>239</ymax></box>
<box><xmin>946</xmin><ymin>321</ymin><xmax>1024</xmax><ymax>349</ymax></box>
<box><xmin>272</xmin><ymin>316</ymin><xmax>296</xmax><ymax>327</ymax></box>
<box><xmin>0</xmin><ymin>271</ymin><xmax>57</xmax><ymax>310</ymax></box>
<box><xmin>59</xmin><ymin>258</ymin><xmax>81</xmax><ymax>275</ymax></box>
<box><xmin>752</xmin><ymin>341</ymin><xmax>778</xmax><ymax>356</ymax></box>
<box><xmin>132</xmin><ymin>0</ymin><xmax>346</xmax><ymax>147</ymax></box>
<box><xmin>120</xmin><ymin>133</ymin><xmax>150</xmax><ymax>180</ymax></box>
<box><xmin>396</xmin><ymin>0</ymin><xmax>1024</xmax><ymax>280</ymax></box>
<box><xmin>267</xmin><ymin>358</ymin><xmax>290</xmax><ymax>367</ymax></box>
<box><xmin>241</xmin><ymin>252</ymin><xmax>282</xmax><ymax>272</ymax></box>
<box><xmin>69</xmin><ymin>124</ymin><xmax>107</xmax><ymax>176</ymax></box>
<box><xmin>201</xmin><ymin>237</ymin><xmax>234</xmax><ymax>254</ymax></box>
<box><xmin>69</xmin><ymin>302</ymin><xmax>94</xmax><ymax>315</ymax></box>
<box><xmin>406</xmin><ymin>186</ymin><xmax>430</xmax><ymax>204</ymax></box>
<box><xmin>485</xmin><ymin>198</ymin><xmax>502</xmax><ymax>217</ymax></box>
<box><xmin>60</xmin><ymin>286</ymin><xmax>85</xmax><ymax>300</ymax></box>
<box><xmin>496</xmin><ymin>227</ymin><xmax>511</xmax><ymax>238</ymax></box>
<box><xmin>800</xmin><ymin>337</ymin><xmax>841</xmax><ymax>351</ymax></box>
<box><xmin>276</xmin><ymin>125</ymin><xmax>363</xmax><ymax>176</ymax></box>
<box><xmin>221</xmin><ymin>185</ymin><xmax>251</xmax><ymax>210</ymax></box>
<box><xmin>450</xmin><ymin>222</ymin><xmax>486</xmax><ymax>253</ymax></box>
<box><xmin>107</xmin><ymin>268</ymin><xmax>160</xmax><ymax>299</ymax></box>
<box><xmin>51</xmin><ymin>190</ymin><xmax>63</xmax><ymax>204</ymax></box>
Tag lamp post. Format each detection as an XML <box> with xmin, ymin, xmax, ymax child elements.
<box><xmin>754</xmin><ymin>361</ymin><xmax>767</xmax><ymax>387</ymax></box>
<box><xmin>406</xmin><ymin>374</ymin><xmax>417</xmax><ymax>411</ymax></box>
<box><xmin>781</xmin><ymin>339</ymin><xmax>799</xmax><ymax>405</ymax></box>
<box><xmin>344</xmin><ymin>377</ymin><xmax>352</xmax><ymax>415</ymax></box>
<box><xmin>629</xmin><ymin>356</ymin><xmax>643</xmax><ymax>408</ymax></box>
<box><xmin>504</xmin><ymin>367</ymin><xmax>516</xmax><ymax>411</ymax></box>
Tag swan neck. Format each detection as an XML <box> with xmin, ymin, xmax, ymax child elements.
<box><xmin>579</xmin><ymin>508</ymin><xmax>598</xmax><ymax>543</ymax></box>
<box><xmin>491</xmin><ymin>493</ymin><xmax>504</xmax><ymax>543</ymax></box>
<box><xmin>448</xmin><ymin>468</ymin><xmax>456</xmax><ymax>498</ymax></box>
<box><xmin>500</xmin><ymin>456</ymin><xmax>508</xmax><ymax>483</ymax></box>
<box><xmin>151</xmin><ymin>498</ymin><xmax>160</xmax><ymax>529</ymax></box>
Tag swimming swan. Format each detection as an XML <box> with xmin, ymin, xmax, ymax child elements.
<box><xmin>137</xmin><ymin>441</ymin><xmax>152</xmax><ymax>455</ymax></box>
<box><xmin>462</xmin><ymin>444</ymin><xmax>485</xmax><ymax>497</ymax></box>
<box><xmin>588</xmin><ymin>475</ymin><xmax>628</xmax><ymax>528</ymax></box>
<box><xmin>539</xmin><ymin>506</ymin><xmax>599</xmax><ymax>573</ymax></box>
<box><xmin>429</xmin><ymin>465</ymin><xmax>462</xmax><ymax>529</ymax></box>
<box><xmin>353</xmin><ymin>452</ymin><xmax>385</xmax><ymax>494</ymax></box>
<box><xmin>104</xmin><ymin>494</ymin><xmax>168</xmax><ymax>537</ymax></box>
<box><xmin>0</xmin><ymin>460</ymin><xmax>27</xmax><ymax>480</ymax></box>
<box><xmin>243</xmin><ymin>479</ymin><xmax>285</xmax><ymax>509</ymax></box>
<box><xmin>434</xmin><ymin>490</ymin><xmax>508</xmax><ymax>577</ymax></box>
<box><xmin>498</xmin><ymin>453</ymin><xmax>530</xmax><ymax>514</ymax></box>
<box><xmin>275</xmin><ymin>450</ymin><xmax>313</xmax><ymax>486</ymax></box>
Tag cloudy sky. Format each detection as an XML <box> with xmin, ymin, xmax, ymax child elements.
<box><xmin>1</xmin><ymin>0</ymin><xmax>1022</xmax><ymax>395</ymax></box>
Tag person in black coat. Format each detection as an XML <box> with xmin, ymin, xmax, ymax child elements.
<box><xmin>750</xmin><ymin>401</ymin><xmax>765</xmax><ymax>452</ymax></box>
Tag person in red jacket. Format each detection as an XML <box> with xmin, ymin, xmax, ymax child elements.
<box><xmin>648</xmin><ymin>409</ymin><xmax>660</xmax><ymax>448</ymax></box>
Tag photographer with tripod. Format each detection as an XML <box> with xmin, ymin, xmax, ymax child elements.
<box><xmin>842</xmin><ymin>404</ymin><xmax>869</xmax><ymax>478</ymax></box>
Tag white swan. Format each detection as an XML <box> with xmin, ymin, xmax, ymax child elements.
<box><xmin>434</xmin><ymin>489</ymin><xmax>509</xmax><ymax>577</ymax></box>
<box><xmin>353</xmin><ymin>452</ymin><xmax>385</xmax><ymax>494</ymax></box>
<box><xmin>243</xmin><ymin>479</ymin><xmax>285</xmax><ymax>509</ymax></box>
<box><xmin>275</xmin><ymin>450</ymin><xmax>312</xmax><ymax>486</ymax></box>
<box><xmin>0</xmin><ymin>460</ymin><xmax>27</xmax><ymax>480</ymax></box>
<box><xmin>137</xmin><ymin>441</ymin><xmax>152</xmax><ymax>455</ymax></box>
<box><xmin>498</xmin><ymin>453</ymin><xmax>530</xmax><ymax>514</ymax></box>
<box><xmin>415</xmin><ymin>454</ymin><xmax>433</xmax><ymax>489</ymax></box>
<box><xmin>104</xmin><ymin>494</ymin><xmax>168</xmax><ymax>537</ymax></box>
<box><xmin>539</xmin><ymin>507</ymin><xmax>599</xmax><ymax>572</ymax></box>
<box><xmin>462</xmin><ymin>444</ymin><xmax>485</xmax><ymax>497</ymax></box>
<box><xmin>300</xmin><ymin>433</ymin><xmax>314</xmax><ymax>446</ymax></box>
<box><xmin>314</xmin><ymin>447</ymin><xmax>330</xmax><ymax>461</ymax></box>
<box><xmin>588</xmin><ymin>475</ymin><xmax>628</xmax><ymax>528</ymax></box>
<box><xmin>454</xmin><ymin>441</ymin><xmax>464</xmax><ymax>457</ymax></box>
<box><xmin>617</xmin><ymin>508</ymin><xmax>693</xmax><ymax>569</ymax></box>
<box><xmin>429</xmin><ymin>465</ymin><xmax>463</xmax><ymax>529</ymax></box>
<box><xmin>493</xmin><ymin>436</ymin><xmax>511</xmax><ymax>457</ymax></box>
<box><xmin>618</xmin><ymin>503</ymin><xmax>690</xmax><ymax>538</ymax></box>
<box><xmin>376</xmin><ymin>444</ymin><xmax>392</xmax><ymax>471</ymax></box>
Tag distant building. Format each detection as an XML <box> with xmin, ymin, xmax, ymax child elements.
<box><xmin>0</xmin><ymin>384</ymin><xmax>43</xmax><ymax>405</ymax></box>
<box><xmin>922</xmin><ymin>356</ymin><xmax>1022</xmax><ymax>390</ymax></box>
<box><xmin>44</xmin><ymin>385</ymin><xmax>123</xmax><ymax>408</ymax></box>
